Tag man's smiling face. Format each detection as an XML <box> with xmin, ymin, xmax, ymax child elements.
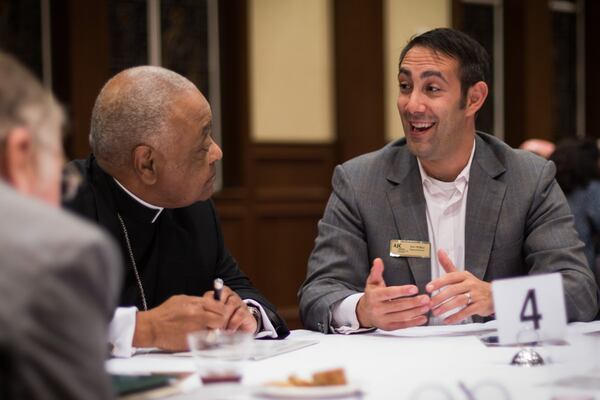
<box><xmin>397</xmin><ymin>46</ymin><xmax>471</xmax><ymax>163</ymax></box>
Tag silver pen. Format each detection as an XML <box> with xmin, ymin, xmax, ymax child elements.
<box><xmin>213</xmin><ymin>278</ymin><xmax>224</xmax><ymax>301</ymax></box>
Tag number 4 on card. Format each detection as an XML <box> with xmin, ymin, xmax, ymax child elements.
<box><xmin>519</xmin><ymin>289</ymin><xmax>542</xmax><ymax>330</ymax></box>
<box><xmin>492</xmin><ymin>274</ymin><xmax>567</xmax><ymax>345</ymax></box>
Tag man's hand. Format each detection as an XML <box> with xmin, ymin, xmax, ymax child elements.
<box><xmin>427</xmin><ymin>249</ymin><xmax>494</xmax><ymax>324</ymax></box>
<box><xmin>133</xmin><ymin>295</ymin><xmax>216</xmax><ymax>351</ymax></box>
<box><xmin>356</xmin><ymin>258</ymin><xmax>430</xmax><ymax>330</ymax></box>
<box><xmin>133</xmin><ymin>287</ymin><xmax>258</xmax><ymax>352</ymax></box>
<box><xmin>202</xmin><ymin>286</ymin><xmax>258</xmax><ymax>334</ymax></box>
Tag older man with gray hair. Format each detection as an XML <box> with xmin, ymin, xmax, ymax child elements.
<box><xmin>0</xmin><ymin>52</ymin><xmax>122</xmax><ymax>399</ymax></box>
<box><xmin>64</xmin><ymin>66</ymin><xmax>289</xmax><ymax>356</ymax></box>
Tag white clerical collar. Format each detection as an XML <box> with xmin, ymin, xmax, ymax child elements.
<box><xmin>113</xmin><ymin>178</ymin><xmax>164</xmax><ymax>223</ymax></box>
<box><xmin>417</xmin><ymin>139</ymin><xmax>476</xmax><ymax>192</ymax></box>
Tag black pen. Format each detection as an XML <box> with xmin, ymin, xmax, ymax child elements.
<box><xmin>213</xmin><ymin>278</ymin><xmax>223</xmax><ymax>301</ymax></box>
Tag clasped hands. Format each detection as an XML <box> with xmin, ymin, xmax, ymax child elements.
<box><xmin>356</xmin><ymin>250</ymin><xmax>494</xmax><ymax>330</ymax></box>
<box><xmin>134</xmin><ymin>286</ymin><xmax>257</xmax><ymax>351</ymax></box>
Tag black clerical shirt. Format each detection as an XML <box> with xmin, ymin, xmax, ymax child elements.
<box><xmin>111</xmin><ymin>178</ymin><xmax>163</xmax><ymax>310</ymax></box>
<box><xmin>63</xmin><ymin>155</ymin><xmax>289</xmax><ymax>338</ymax></box>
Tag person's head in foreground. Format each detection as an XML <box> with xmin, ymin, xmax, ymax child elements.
<box><xmin>0</xmin><ymin>51</ymin><xmax>121</xmax><ymax>400</ymax></box>
<box><xmin>0</xmin><ymin>52</ymin><xmax>64</xmax><ymax>204</ymax></box>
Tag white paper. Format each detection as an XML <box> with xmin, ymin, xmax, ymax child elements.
<box><xmin>374</xmin><ymin>320</ymin><xmax>497</xmax><ymax>337</ymax></box>
<box><xmin>174</xmin><ymin>339</ymin><xmax>319</xmax><ymax>361</ymax></box>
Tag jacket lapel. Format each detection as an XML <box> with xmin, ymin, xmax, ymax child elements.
<box><xmin>465</xmin><ymin>135</ymin><xmax>507</xmax><ymax>280</ymax></box>
<box><xmin>385</xmin><ymin>143</ymin><xmax>431</xmax><ymax>292</ymax></box>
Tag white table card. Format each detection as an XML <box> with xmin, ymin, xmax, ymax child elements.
<box><xmin>492</xmin><ymin>273</ymin><xmax>567</xmax><ymax>345</ymax></box>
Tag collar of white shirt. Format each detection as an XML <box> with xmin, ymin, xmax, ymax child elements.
<box><xmin>113</xmin><ymin>178</ymin><xmax>164</xmax><ymax>223</ymax></box>
<box><xmin>417</xmin><ymin>139</ymin><xmax>477</xmax><ymax>197</ymax></box>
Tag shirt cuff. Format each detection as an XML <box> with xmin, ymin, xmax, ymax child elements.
<box><xmin>331</xmin><ymin>293</ymin><xmax>375</xmax><ymax>334</ymax></box>
<box><xmin>108</xmin><ymin>306</ymin><xmax>138</xmax><ymax>358</ymax></box>
<box><xmin>244</xmin><ymin>299</ymin><xmax>277</xmax><ymax>339</ymax></box>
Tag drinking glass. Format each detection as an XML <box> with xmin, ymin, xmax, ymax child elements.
<box><xmin>187</xmin><ymin>330</ymin><xmax>254</xmax><ymax>385</ymax></box>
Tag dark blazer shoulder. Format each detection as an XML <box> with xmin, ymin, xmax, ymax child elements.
<box><xmin>337</xmin><ymin>138</ymin><xmax>413</xmax><ymax>187</ymax></box>
<box><xmin>475</xmin><ymin>132</ymin><xmax>550</xmax><ymax>174</ymax></box>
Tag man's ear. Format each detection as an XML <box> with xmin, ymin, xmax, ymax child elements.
<box><xmin>465</xmin><ymin>81</ymin><xmax>488</xmax><ymax>117</ymax></box>
<box><xmin>0</xmin><ymin>127</ymin><xmax>37</xmax><ymax>193</ymax></box>
<box><xmin>132</xmin><ymin>144</ymin><xmax>157</xmax><ymax>185</ymax></box>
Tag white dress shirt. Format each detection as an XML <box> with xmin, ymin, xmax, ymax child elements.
<box><xmin>332</xmin><ymin>141</ymin><xmax>476</xmax><ymax>333</ymax></box>
<box><xmin>109</xmin><ymin>178</ymin><xmax>277</xmax><ymax>357</ymax></box>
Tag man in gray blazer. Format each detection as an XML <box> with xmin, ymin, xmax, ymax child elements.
<box><xmin>0</xmin><ymin>52</ymin><xmax>122</xmax><ymax>399</ymax></box>
<box><xmin>299</xmin><ymin>28</ymin><xmax>599</xmax><ymax>334</ymax></box>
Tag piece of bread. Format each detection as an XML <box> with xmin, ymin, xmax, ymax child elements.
<box><xmin>312</xmin><ymin>368</ymin><xmax>347</xmax><ymax>386</ymax></box>
<box><xmin>288</xmin><ymin>375</ymin><xmax>314</xmax><ymax>387</ymax></box>
<box><xmin>267</xmin><ymin>368</ymin><xmax>347</xmax><ymax>387</ymax></box>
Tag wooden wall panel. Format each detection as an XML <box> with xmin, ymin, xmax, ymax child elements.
<box><xmin>253</xmin><ymin>215</ymin><xmax>321</xmax><ymax>323</ymax></box>
<box><xmin>68</xmin><ymin>0</ymin><xmax>110</xmax><ymax>158</ymax></box>
<box><xmin>254</xmin><ymin>146</ymin><xmax>333</xmax><ymax>186</ymax></box>
<box><xmin>216</xmin><ymin>205</ymin><xmax>248</xmax><ymax>275</ymax></box>
<box><xmin>251</xmin><ymin>144</ymin><xmax>334</xmax><ymax>325</ymax></box>
<box><xmin>218</xmin><ymin>0</ymin><xmax>248</xmax><ymax>187</ymax></box>
<box><xmin>334</xmin><ymin>0</ymin><xmax>385</xmax><ymax>162</ymax></box>
<box><xmin>214</xmin><ymin>143</ymin><xmax>335</xmax><ymax>329</ymax></box>
<box><xmin>215</xmin><ymin>1</ymin><xmax>340</xmax><ymax>330</ymax></box>
<box><xmin>213</xmin><ymin>0</ymin><xmax>387</xmax><ymax>329</ymax></box>
<box><xmin>504</xmin><ymin>0</ymin><xmax>554</xmax><ymax>147</ymax></box>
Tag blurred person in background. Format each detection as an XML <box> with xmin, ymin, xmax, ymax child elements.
<box><xmin>551</xmin><ymin>138</ymin><xmax>600</xmax><ymax>287</ymax></box>
<box><xmin>519</xmin><ymin>138</ymin><xmax>555</xmax><ymax>159</ymax></box>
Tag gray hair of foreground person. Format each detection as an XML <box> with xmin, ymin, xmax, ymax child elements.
<box><xmin>0</xmin><ymin>53</ymin><xmax>63</xmax><ymax>163</ymax></box>
<box><xmin>89</xmin><ymin>66</ymin><xmax>198</xmax><ymax>169</ymax></box>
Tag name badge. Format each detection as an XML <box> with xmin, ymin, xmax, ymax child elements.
<box><xmin>389</xmin><ymin>240</ymin><xmax>430</xmax><ymax>258</ymax></box>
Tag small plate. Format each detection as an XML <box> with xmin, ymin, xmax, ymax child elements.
<box><xmin>255</xmin><ymin>383</ymin><xmax>361</xmax><ymax>398</ymax></box>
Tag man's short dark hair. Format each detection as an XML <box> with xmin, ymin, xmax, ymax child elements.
<box><xmin>399</xmin><ymin>28</ymin><xmax>490</xmax><ymax>106</ymax></box>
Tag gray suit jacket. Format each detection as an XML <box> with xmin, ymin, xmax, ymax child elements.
<box><xmin>0</xmin><ymin>183</ymin><xmax>122</xmax><ymax>399</ymax></box>
<box><xmin>299</xmin><ymin>133</ymin><xmax>599</xmax><ymax>333</ymax></box>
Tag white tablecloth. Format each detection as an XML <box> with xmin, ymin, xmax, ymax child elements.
<box><xmin>107</xmin><ymin>321</ymin><xmax>600</xmax><ymax>399</ymax></box>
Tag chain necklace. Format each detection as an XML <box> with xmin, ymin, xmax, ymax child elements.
<box><xmin>117</xmin><ymin>213</ymin><xmax>148</xmax><ymax>311</ymax></box>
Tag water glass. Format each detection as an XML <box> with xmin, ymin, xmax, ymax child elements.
<box><xmin>187</xmin><ymin>330</ymin><xmax>254</xmax><ymax>385</ymax></box>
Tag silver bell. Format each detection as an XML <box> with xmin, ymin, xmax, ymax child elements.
<box><xmin>510</xmin><ymin>348</ymin><xmax>545</xmax><ymax>367</ymax></box>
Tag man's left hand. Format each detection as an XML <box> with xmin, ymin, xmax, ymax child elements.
<box><xmin>202</xmin><ymin>286</ymin><xmax>258</xmax><ymax>333</ymax></box>
<box><xmin>426</xmin><ymin>249</ymin><xmax>494</xmax><ymax>324</ymax></box>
